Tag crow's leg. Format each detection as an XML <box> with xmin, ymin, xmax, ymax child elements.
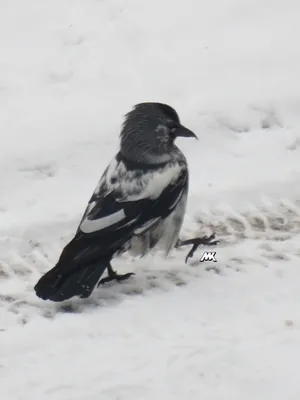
<box><xmin>98</xmin><ymin>262</ymin><xmax>135</xmax><ymax>285</ymax></box>
<box><xmin>176</xmin><ymin>233</ymin><xmax>219</xmax><ymax>263</ymax></box>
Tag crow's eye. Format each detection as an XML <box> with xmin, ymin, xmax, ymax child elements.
<box><xmin>168</xmin><ymin>123</ymin><xmax>178</xmax><ymax>134</ymax></box>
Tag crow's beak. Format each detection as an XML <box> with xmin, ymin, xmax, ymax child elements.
<box><xmin>176</xmin><ymin>124</ymin><xmax>198</xmax><ymax>139</ymax></box>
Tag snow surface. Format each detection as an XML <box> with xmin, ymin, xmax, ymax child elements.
<box><xmin>1</xmin><ymin>0</ymin><xmax>300</xmax><ymax>399</ymax></box>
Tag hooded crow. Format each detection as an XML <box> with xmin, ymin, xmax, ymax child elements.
<box><xmin>34</xmin><ymin>102</ymin><xmax>217</xmax><ymax>302</ymax></box>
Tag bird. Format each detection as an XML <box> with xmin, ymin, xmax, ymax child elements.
<box><xmin>34</xmin><ymin>102</ymin><xmax>218</xmax><ymax>302</ymax></box>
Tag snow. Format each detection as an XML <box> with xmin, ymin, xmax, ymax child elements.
<box><xmin>1</xmin><ymin>0</ymin><xmax>300</xmax><ymax>399</ymax></box>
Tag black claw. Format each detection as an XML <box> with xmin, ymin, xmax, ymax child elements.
<box><xmin>98</xmin><ymin>262</ymin><xmax>135</xmax><ymax>286</ymax></box>
<box><xmin>98</xmin><ymin>272</ymin><xmax>135</xmax><ymax>285</ymax></box>
<box><xmin>177</xmin><ymin>233</ymin><xmax>219</xmax><ymax>263</ymax></box>
<box><xmin>115</xmin><ymin>272</ymin><xmax>135</xmax><ymax>282</ymax></box>
<box><xmin>185</xmin><ymin>246</ymin><xmax>197</xmax><ymax>264</ymax></box>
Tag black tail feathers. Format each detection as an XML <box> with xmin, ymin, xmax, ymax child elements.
<box><xmin>34</xmin><ymin>261</ymin><xmax>108</xmax><ymax>302</ymax></box>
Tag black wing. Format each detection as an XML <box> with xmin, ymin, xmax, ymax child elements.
<box><xmin>57</xmin><ymin>154</ymin><xmax>188</xmax><ymax>270</ymax></box>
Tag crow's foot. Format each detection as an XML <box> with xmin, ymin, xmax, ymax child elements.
<box><xmin>98</xmin><ymin>263</ymin><xmax>135</xmax><ymax>285</ymax></box>
<box><xmin>176</xmin><ymin>233</ymin><xmax>219</xmax><ymax>263</ymax></box>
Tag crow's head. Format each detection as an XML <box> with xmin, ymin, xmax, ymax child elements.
<box><xmin>120</xmin><ymin>102</ymin><xmax>197</xmax><ymax>165</ymax></box>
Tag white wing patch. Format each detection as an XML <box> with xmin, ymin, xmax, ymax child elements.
<box><xmin>80</xmin><ymin>210</ymin><xmax>125</xmax><ymax>234</ymax></box>
<box><xmin>118</xmin><ymin>163</ymin><xmax>183</xmax><ymax>202</ymax></box>
<box><xmin>98</xmin><ymin>156</ymin><xmax>184</xmax><ymax>203</ymax></box>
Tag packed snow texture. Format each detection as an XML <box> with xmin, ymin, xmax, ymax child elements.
<box><xmin>1</xmin><ymin>0</ymin><xmax>300</xmax><ymax>399</ymax></box>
